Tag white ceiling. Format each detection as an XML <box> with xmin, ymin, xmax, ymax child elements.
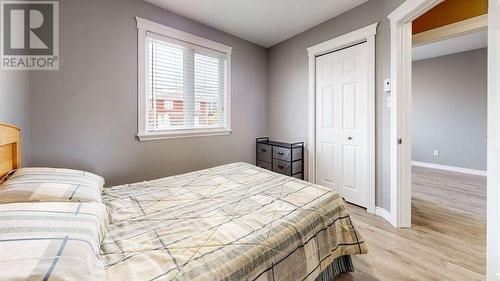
<box><xmin>144</xmin><ymin>0</ymin><xmax>369</xmax><ymax>47</ymax></box>
<box><xmin>412</xmin><ymin>30</ymin><xmax>487</xmax><ymax>61</ymax></box>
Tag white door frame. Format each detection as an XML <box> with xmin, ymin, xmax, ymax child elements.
<box><xmin>389</xmin><ymin>1</ymin><xmax>498</xmax><ymax>278</ymax></box>
<box><xmin>307</xmin><ymin>23</ymin><xmax>378</xmax><ymax>214</ymax></box>
<box><xmin>387</xmin><ymin>0</ymin><xmax>444</xmax><ymax>228</ymax></box>
<box><xmin>487</xmin><ymin>1</ymin><xmax>500</xmax><ymax>279</ymax></box>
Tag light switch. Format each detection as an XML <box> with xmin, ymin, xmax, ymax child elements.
<box><xmin>384</xmin><ymin>79</ymin><xmax>391</xmax><ymax>92</ymax></box>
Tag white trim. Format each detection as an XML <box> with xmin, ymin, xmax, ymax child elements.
<box><xmin>307</xmin><ymin>23</ymin><xmax>378</xmax><ymax>214</ymax></box>
<box><xmin>135</xmin><ymin>17</ymin><xmax>232</xmax><ymax>141</ymax></box>
<box><xmin>138</xmin><ymin>129</ymin><xmax>232</xmax><ymax>141</ymax></box>
<box><xmin>388</xmin><ymin>0</ymin><xmax>443</xmax><ymax>228</ymax></box>
<box><xmin>137</xmin><ymin>23</ymin><xmax>147</xmax><ymax>139</ymax></box>
<box><xmin>487</xmin><ymin>1</ymin><xmax>500</xmax><ymax>279</ymax></box>
<box><xmin>376</xmin><ymin>207</ymin><xmax>395</xmax><ymax>225</ymax></box>
<box><xmin>136</xmin><ymin>17</ymin><xmax>232</xmax><ymax>54</ymax></box>
<box><xmin>412</xmin><ymin>161</ymin><xmax>487</xmax><ymax>176</ymax></box>
<box><xmin>226</xmin><ymin>55</ymin><xmax>232</xmax><ymax>134</ymax></box>
<box><xmin>366</xmin><ymin>29</ymin><xmax>377</xmax><ymax>215</ymax></box>
<box><xmin>307</xmin><ymin>54</ymin><xmax>315</xmax><ymax>184</ymax></box>
<box><xmin>413</xmin><ymin>15</ymin><xmax>488</xmax><ymax>46</ymax></box>
<box><xmin>306</xmin><ymin>23</ymin><xmax>378</xmax><ymax>56</ymax></box>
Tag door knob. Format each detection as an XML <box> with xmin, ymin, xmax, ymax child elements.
<box><xmin>347</xmin><ymin>137</ymin><xmax>352</xmax><ymax>140</ymax></box>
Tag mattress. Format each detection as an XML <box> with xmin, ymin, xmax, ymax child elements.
<box><xmin>100</xmin><ymin>162</ymin><xmax>367</xmax><ymax>281</ymax></box>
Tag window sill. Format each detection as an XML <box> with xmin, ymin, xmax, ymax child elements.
<box><xmin>137</xmin><ymin>128</ymin><xmax>232</xmax><ymax>141</ymax></box>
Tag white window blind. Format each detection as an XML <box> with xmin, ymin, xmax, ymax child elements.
<box><xmin>146</xmin><ymin>34</ymin><xmax>228</xmax><ymax>132</ymax></box>
<box><xmin>136</xmin><ymin>17</ymin><xmax>232</xmax><ymax>141</ymax></box>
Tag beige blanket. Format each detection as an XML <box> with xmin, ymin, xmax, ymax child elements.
<box><xmin>101</xmin><ymin>162</ymin><xmax>367</xmax><ymax>281</ymax></box>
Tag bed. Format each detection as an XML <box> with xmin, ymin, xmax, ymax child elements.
<box><xmin>0</xmin><ymin>123</ymin><xmax>110</xmax><ymax>280</ymax></box>
<box><xmin>0</xmin><ymin>123</ymin><xmax>367</xmax><ymax>281</ymax></box>
<box><xmin>100</xmin><ymin>162</ymin><xmax>367</xmax><ymax>280</ymax></box>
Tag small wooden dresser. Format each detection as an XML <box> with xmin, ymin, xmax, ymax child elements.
<box><xmin>256</xmin><ymin>137</ymin><xmax>304</xmax><ymax>180</ymax></box>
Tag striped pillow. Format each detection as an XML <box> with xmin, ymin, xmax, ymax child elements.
<box><xmin>0</xmin><ymin>167</ymin><xmax>105</xmax><ymax>203</ymax></box>
<box><xmin>0</xmin><ymin>202</ymin><xmax>109</xmax><ymax>281</ymax></box>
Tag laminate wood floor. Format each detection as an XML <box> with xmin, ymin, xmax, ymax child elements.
<box><xmin>337</xmin><ymin>166</ymin><xmax>486</xmax><ymax>281</ymax></box>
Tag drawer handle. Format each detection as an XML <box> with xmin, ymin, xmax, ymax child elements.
<box><xmin>261</xmin><ymin>149</ymin><xmax>267</xmax><ymax>152</ymax></box>
<box><xmin>278</xmin><ymin>152</ymin><xmax>285</xmax><ymax>156</ymax></box>
<box><xmin>278</xmin><ymin>165</ymin><xmax>285</xmax><ymax>169</ymax></box>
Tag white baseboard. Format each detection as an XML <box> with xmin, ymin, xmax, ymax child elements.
<box><xmin>375</xmin><ymin>207</ymin><xmax>395</xmax><ymax>226</ymax></box>
<box><xmin>412</xmin><ymin>161</ymin><xmax>487</xmax><ymax>176</ymax></box>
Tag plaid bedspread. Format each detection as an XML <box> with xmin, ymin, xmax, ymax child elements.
<box><xmin>0</xmin><ymin>202</ymin><xmax>109</xmax><ymax>280</ymax></box>
<box><xmin>101</xmin><ymin>162</ymin><xmax>367</xmax><ymax>281</ymax></box>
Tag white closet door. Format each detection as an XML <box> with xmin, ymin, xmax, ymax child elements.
<box><xmin>315</xmin><ymin>42</ymin><xmax>368</xmax><ymax>207</ymax></box>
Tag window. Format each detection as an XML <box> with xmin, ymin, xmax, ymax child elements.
<box><xmin>136</xmin><ymin>17</ymin><xmax>232</xmax><ymax>141</ymax></box>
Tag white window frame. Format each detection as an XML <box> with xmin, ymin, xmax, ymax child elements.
<box><xmin>136</xmin><ymin>17</ymin><xmax>232</xmax><ymax>141</ymax></box>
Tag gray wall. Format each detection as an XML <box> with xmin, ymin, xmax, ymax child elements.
<box><xmin>24</xmin><ymin>0</ymin><xmax>407</xmax><ymax>210</ymax></box>
<box><xmin>412</xmin><ymin>49</ymin><xmax>487</xmax><ymax>171</ymax></box>
<box><xmin>28</xmin><ymin>0</ymin><xmax>269</xmax><ymax>186</ymax></box>
<box><xmin>268</xmin><ymin>0</ymin><xmax>404</xmax><ymax>211</ymax></box>
<box><xmin>0</xmin><ymin>71</ymin><xmax>29</xmax><ymax>163</ymax></box>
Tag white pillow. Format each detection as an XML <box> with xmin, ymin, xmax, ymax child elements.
<box><xmin>0</xmin><ymin>167</ymin><xmax>105</xmax><ymax>203</ymax></box>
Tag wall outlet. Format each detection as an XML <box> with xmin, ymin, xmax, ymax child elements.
<box><xmin>433</xmin><ymin>150</ymin><xmax>439</xmax><ymax>157</ymax></box>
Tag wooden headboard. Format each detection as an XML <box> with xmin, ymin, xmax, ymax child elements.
<box><xmin>0</xmin><ymin>123</ymin><xmax>20</xmax><ymax>181</ymax></box>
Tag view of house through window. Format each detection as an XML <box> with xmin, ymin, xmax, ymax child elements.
<box><xmin>145</xmin><ymin>35</ymin><xmax>228</xmax><ymax>133</ymax></box>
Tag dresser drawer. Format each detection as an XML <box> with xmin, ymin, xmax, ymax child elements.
<box><xmin>292</xmin><ymin>160</ymin><xmax>303</xmax><ymax>174</ymax></box>
<box><xmin>257</xmin><ymin>160</ymin><xmax>272</xmax><ymax>171</ymax></box>
<box><xmin>273</xmin><ymin>146</ymin><xmax>292</xmax><ymax>161</ymax></box>
<box><xmin>257</xmin><ymin>144</ymin><xmax>272</xmax><ymax>163</ymax></box>
<box><xmin>292</xmin><ymin>147</ymin><xmax>303</xmax><ymax>161</ymax></box>
<box><xmin>256</xmin><ymin>138</ymin><xmax>304</xmax><ymax>179</ymax></box>
<box><xmin>273</xmin><ymin>159</ymin><xmax>291</xmax><ymax>175</ymax></box>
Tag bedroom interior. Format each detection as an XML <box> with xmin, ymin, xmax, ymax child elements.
<box><xmin>0</xmin><ymin>0</ymin><xmax>498</xmax><ymax>280</ymax></box>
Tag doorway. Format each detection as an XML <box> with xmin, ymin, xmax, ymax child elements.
<box><xmin>389</xmin><ymin>0</ymin><xmax>500</xmax><ymax>278</ymax></box>
<box><xmin>388</xmin><ymin>0</ymin><xmax>490</xmax><ymax>227</ymax></box>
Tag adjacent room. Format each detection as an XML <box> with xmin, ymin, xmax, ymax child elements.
<box><xmin>411</xmin><ymin>1</ymin><xmax>488</xmax><ymax>278</ymax></box>
<box><xmin>0</xmin><ymin>0</ymin><xmax>499</xmax><ymax>280</ymax></box>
